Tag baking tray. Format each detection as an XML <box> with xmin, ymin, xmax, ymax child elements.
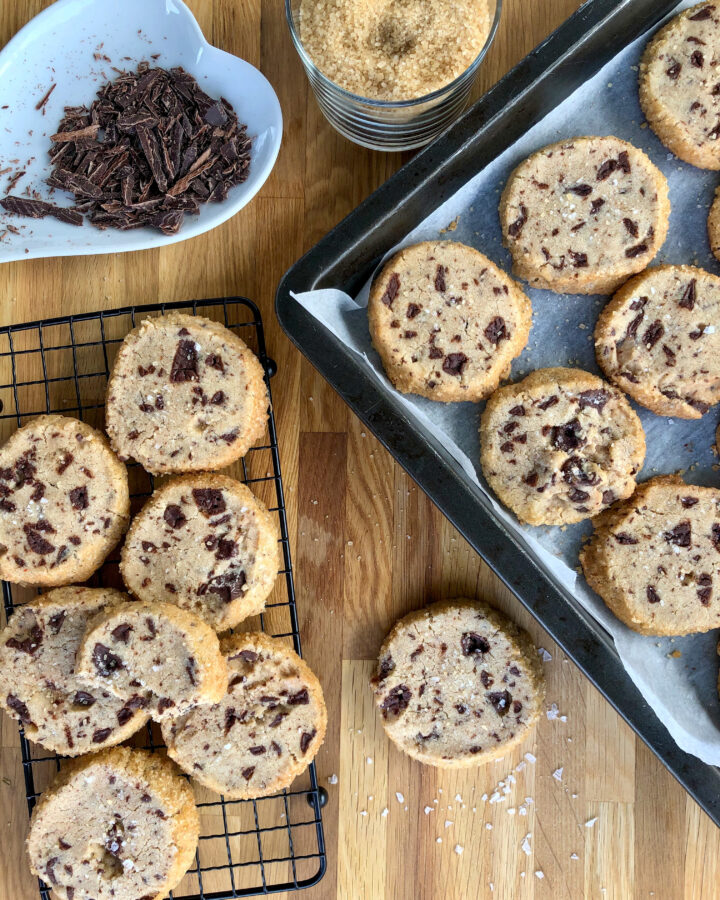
<box><xmin>276</xmin><ymin>0</ymin><xmax>720</xmax><ymax>826</ymax></box>
<box><xmin>0</xmin><ymin>297</ymin><xmax>326</xmax><ymax>899</ymax></box>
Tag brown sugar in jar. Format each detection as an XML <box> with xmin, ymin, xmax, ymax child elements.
<box><xmin>298</xmin><ymin>0</ymin><xmax>493</xmax><ymax>101</ymax></box>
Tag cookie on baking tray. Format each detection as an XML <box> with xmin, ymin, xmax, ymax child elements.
<box><xmin>580</xmin><ymin>475</ymin><xmax>720</xmax><ymax>636</ymax></box>
<box><xmin>368</xmin><ymin>241</ymin><xmax>532</xmax><ymax>402</ymax></box>
<box><xmin>0</xmin><ymin>415</ymin><xmax>129</xmax><ymax>587</ymax></box>
<box><xmin>26</xmin><ymin>746</ymin><xmax>199</xmax><ymax>900</ymax></box>
<box><xmin>479</xmin><ymin>367</ymin><xmax>645</xmax><ymax>527</ymax></box>
<box><xmin>105</xmin><ymin>313</ymin><xmax>268</xmax><ymax>475</ymax></box>
<box><xmin>76</xmin><ymin>601</ymin><xmax>227</xmax><ymax>720</ymax></box>
<box><xmin>120</xmin><ymin>474</ymin><xmax>279</xmax><ymax>633</ymax></box>
<box><xmin>0</xmin><ymin>587</ymin><xmax>149</xmax><ymax>756</ymax></box>
<box><xmin>595</xmin><ymin>265</ymin><xmax>720</xmax><ymax>419</ymax></box>
<box><xmin>162</xmin><ymin>632</ymin><xmax>326</xmax><ymax>799</ymax></box>
<box><xmin>709</xmin><ymin>186</ymin><xmax>720</xmax><ymax>262</ymax></box>
<box><xmin>370</xmin><ymin>599</ymin><xmax>545</xmax><ymax>768</ymax></box>
<box><xmin>499</xmin><ymin>136</ymin><xmax>670</xmax><ymax>294</ymax></box>
<box><xmin>639</xmin><ymin>2</ymin><xmax>720</xmax><ymax>170</ymax></box>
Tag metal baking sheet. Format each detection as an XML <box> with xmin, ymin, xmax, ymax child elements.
<box><xmin>276</xmin><ymin>0</ymin><xmax>720</xmax><ymax>825</ymax></box>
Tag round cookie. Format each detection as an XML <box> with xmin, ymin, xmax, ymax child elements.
<box><xmin>0</xmin><ymin>415</ymin><xmax>129</xmax><ymax>586</ymax></box>
<box><xmin>161</xmin><ymin>632</ymin><xmax>327</xmax><ymax>799</ymax></box>
<box><xmin>709</xmin><ymin>187</ymin><xmax>720</xmax><ymax>263</ymax></box>
<box><xmin>499</xmin><ymin>136</ymin><xmax>670</xmax><ymax>294</ymax></box>
<box><xmin>106</xmin><ymin>313</ymin><xmax>268</xmax><ymax>475</ymax></box>
<box><xmin>120</xmin><ymin>474</ymin><xmax>279</xmax><ymax>632</ymax></box>
<box><xmin>76</xmin><ymin>601</ymin><xmax>227</xmax><ymax>720</ymax></box>
<box><xmin>26</xmin><ymin>746</ymin><xmax>199</xmax><ymax>900</ymax></box>
<box><xmin>480</xmin><ymin>367</ymin><xmax>646</xmax><ymax>526</ymax></box>
<box><xmin>370</xmin><ymin>599</ymin><xmax>545</xmax><ymax>768</ymax></box>
<box><xmin>595</xmin><ymin>265</ymin><xmax>720</xmax><ymax>419</ymax></box>
<box><xmin>0</xmin><ymin>587</ymin><xmax>149</xmax><ymax>756</ymax></box>
<box><xmin>639</xmin><ymin>2</ymin><xmax>720</xmax><ymax>171</ymax></box>
<box><xmin>368</xmin><ymin>241</ymin><xmax>532</xmax><ymax>402</ymax></box>
<box><xmin>580</xmin><ymin>475</ymin><xmax>720</xmax><ymax>636</ymax></box>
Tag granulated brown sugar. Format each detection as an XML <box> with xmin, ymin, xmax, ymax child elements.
<box><xmin>298</xmin><ymin>0</ymin><xmax>492</xmax><ymax>101</ymax></box>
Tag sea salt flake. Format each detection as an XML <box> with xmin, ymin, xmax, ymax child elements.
<box><xmin>553</xmin><ymin>767</ymin><xmax>564</xmax><ymax>782</ymax></box>
<box><xmin>538</xmin><ymin>647</ymin><xmax>552</xmax><ymax>661</ymax></box>
<box><xmin>525</xmin><ymin>752</ymin><xmax>536</xmax><ymax>764</ymax></box>
<box><xmin>328</xmin><ymin>774</ymin><xmax>338</xmax><ymax>785</ymax></box>
<box><xmin>535</xmin><ymin>870</ymin><xmax>544</xmax><ymax>880</ymax></box>
<box><xmin>521</xmin><ymin>834</ymin><xmax>532</xmax><ymax>856</ymax></box>
<box><xmin>454</xmin><ymin>844</ymin><xmax>463</xmax><ymax>855</ymax></box>
<box><xmin>585</xmin><ymin>816</ymin><xmax>598</xmax><ymax>828</ymax></box>
<box><xmin>395</xmin><ymin>792</ymin><xmax>404</xmax><ymax>803</ymax></box>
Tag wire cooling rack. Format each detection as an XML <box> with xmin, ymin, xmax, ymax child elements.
<box><xmin>0</xmin><ymin>297</ymin><xmax>327</xmax><ymax>899</ymax></box>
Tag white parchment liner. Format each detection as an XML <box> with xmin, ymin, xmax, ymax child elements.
<box><xmin>291</xmin><ymin>0</ymin><xmax>720</xmax><ymax>763</ymax></box>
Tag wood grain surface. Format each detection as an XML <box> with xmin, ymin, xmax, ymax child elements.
<box><xmin>0</xmin><ymin>1</ymin><xmax>717</xmax><ymax>899</ymax></box>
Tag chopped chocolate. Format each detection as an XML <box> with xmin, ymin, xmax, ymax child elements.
<box><xmin>163</xmin><ymin>504</ymin><xmax>187</xmax><ymax>529</ymax></box>
<box><xmin>442</xmin><ymin>353</ymin><xmax>468</xmax><ymax>377</ymax></box>
<box><xmin>484</xmin><ymin>316</ymin><xmax>508</xmax><ymax>345</ymax></box>
<box><xmin>192</xmin><ymin>488</ymin><xmax>226</xmax><ymax>516</ymax></box>
<box><xmin>508</xmin><ymin>204</ymin><xmax>528</xmax><ymax>238</ymax></box>
<box><xmin>380</xmin><ymin>685</ymin><xmax>411</xmax><ymax>718</ymax></box>
<box><xmin>3</xmin><ymin>65</ymin><xmax>252</xmax><ymax>235</ymax></box>
<box><xmin>7</xmin><ymin>624</ymin><xmax>43</xmax><ymax>655</ymax></box>
<box><xmin>68</xmin><ymin>486</ymin><xmax>88</xmax><ymax>510</ymax></box>
<box><xmin>170</xmin><ymin>339</ymin><xmax>199</xmax><ymax>383</ymax></box>
<box><xmin>381</xmin><ymin>273</ymin><xmax>400</xmax><ymax>307</ymax></box>
<box><xmin>679</xmin><ymin>279</ymin><xmax>697</xmax><ymax>310</ymax></box>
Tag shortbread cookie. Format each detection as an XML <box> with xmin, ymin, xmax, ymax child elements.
<box><xmin>480</xmin><ymin>367</ymin><xmax>645</xmax><ymax>526</ymax></box>
<box><xmin>106</xmin><ymin>313</ymin><xmax>268</xmax><ymax>475</ymax></box>
<box><xmin>370</xmin><ymin>599</ymin><xmax>545</xmax><ymax>768</ymax></box>
<box><xmin>0</xmin><ymin>587</ymin><xmax>149</xmax><ymax>756</ymax></box>
<box><xmin>581</xmin><ymin>475</ymin><xmax>720</xmax><ymax>635</ymax></box>
<box><xmin>639</xmin><ymin>2</ymin><xmax>720</xmax><ymax>170</ymax></box>
<box><xmin>120</xmin><ymin>474</ymin><xmax>279</xmax><ymax>632</ymax></box>
<box><xmin>500</xmin><ymin>136</ymin><xmax>670</xmax><ymax>294</ymax></box>
<box><xmin>26</xmin><ymin>746</ymin><xmax>199</xmax><ymax>900</ymax></box>
<box><xmin>709</xmin><ymin>187</ymin><xmax>720</xmax><ymax>262</ymax></box>
<box><xmin>368</xmin><ymin>241</ymin><xmax>532</xmax><ymax>402</ymax></box>
<box><xmin>595</xmin><ymin>265</ymin><xmax>720</xmax><ymax>418</ymax></box>
<box><xmin>76</xmin><ymin>601</ymin><xmax>227</xmax><ymax>720</ymax></box>
<box><xmin>162</xmin><ymin>632</ymin><xmax>326</xmax><ymax>799</ymax></box>
<box><xmin>0</xmin><ymin>416</ymin><xmax>129</xmax><ymax>586</ymax></box>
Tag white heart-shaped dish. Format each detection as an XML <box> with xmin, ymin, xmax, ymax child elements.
<box><xmin>0</xmin><ymin>0</ymin><xmax>282</xmax><ymax>263</ymax></box>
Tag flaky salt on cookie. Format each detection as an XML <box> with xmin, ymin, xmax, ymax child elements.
<box><xmin>371</xmin><ymin>599</ymin><xmax>545</xmax><ymax>767</ymax></box>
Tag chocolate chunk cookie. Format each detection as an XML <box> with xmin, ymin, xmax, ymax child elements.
<box><xmin>580</xmin><ymin>475</ymin><xmax>720</xmax><ymax>635</ymax></box>
<box><xmin>26</xmin><ymin>746</ymin><xmax>199</xmax><ymax>900</ymax></box>
<box><xmin>640</xmin><ymin>2</ymin><xmax>720</xmax><ymax>170</ymax></box>
<box><xmin>106</xmin><ymin>313</ymin><xmax>268</xmax><ymax>474</ymax></box>
<box><xmin>162</xmin><ymin>632</ymin><xmax>326</xmax><ymax>799</ymax></box>
<box><xmin>0</xmin><ymin>415</ymin><xmax>129</xmax><ymax>587</ymax></box>
<box><xmin>370</xmin><ymin>599</ymin><xmax>545</xmax><ymax>767</ymax></box>
<box><xmin>120</xmin><ymin>474</ymin><xmax>279</xmax><ymax>632</ymax></box>
<box><xmin>480</xmin><ymin>367</ymin><xmax>645</xmax><ymax>526</ymax></box>
<box><xmin>595</xmin><ymin>265</ymin><xmax>720</xmax><ymax>418</ymax></box>
<box><xmin>709</xmin><ymin>186</ymin><xmax>720</xmax><ymax>262</ymax></box>
<box><xmin>76</xmin><ymin>601</ymin><xmax>227</xmax><ymax>720</ymax></box>
<box><xmin>0</xmin><ymin>587</ymin><xmax>148</xmax><ymax>756</ymax></box>
<box><xmin>368</xmin><ymin>241</ymin><xmax>532</xmax><ymax>402</ymax></box>
<box><xmin>500</xmin><ymin>136</ymin><xmax>670</xmax><ymax>294</ymax></box>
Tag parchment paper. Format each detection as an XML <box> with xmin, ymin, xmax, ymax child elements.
<box><xmin>290</xmin><ymin>0</ymin><xmax>720</xmax><ymax>764</ymax></box>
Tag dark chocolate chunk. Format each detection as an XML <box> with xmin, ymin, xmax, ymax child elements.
<box><xmin>681</xmin><ymin>497</ymin><xmax>699</xmax><ymax>508</ymax></box>
<box><xmin>484</xmin><ymin>317</ymin><xmax>508</xmax><ymax>345</ymax></box>
<box><xmin>163</xmin><ymin>504</ymin><xmax>187</xmax><ymax>529</ymax></box>
<box><xmin>204</xmin><ymin>569</ymin><xmax>247</xmax><ymax>603</ymax></box>
<box><xmin>461</xmin><ymin>632</ymin><xmax>490</xmax><ymax>655</ymax></box>
<box><xmin>551</xmin><ymin>418</ymin><xmax>584</xmax><ymax>452</ymax></box>
<box><xmin>697</xmin><ymin>573</ymin><xmax>712</xmax><ymax>606</ymax></box>
<box><xmin>407</xmin><ymin>303</ymin><xmax>421</xmax><ymax>318</ymax></box>
<box><xmin>170</xmin><ymin>339</ymin><xmax>199</xmax><ymax>383</ymax></box>
<box><xmin>577</xmin><ymin>389</ymin><xmax>609</xmax><ymax>412</ymax></box>
<box><xmin>665</xmin><ymin>60</ymin><xmax>682</xmax><ymax>79</ymax></box>
<box><xmin>442</xmin><ymin>353</ymin><xmax>468</xmax><ymax>377</ymax></box>
<box><xmin>242</xmin><ymin>766</ymin><xmax>255</xmax><ymax>780</ymax></box>
<box><xmin>73</xmin><ymin>691</ymin><xmax>96</xmax><ymax>707</ymax></box>
<box><xmin>158</xmin><ymin>697</ymin><xmax>176</xmax><ymax>713</ymax></box>
<box><xmin>380</xmin><ymin>685</ymin><xmax>411</xmax><ymax>718</ymax></box>
<box><xmin>507</xmin><ymin>205</ymin><xmax>528</xmax><ymax>238</ymax></box>
<box><xmin>567</xmin><ymin>184</ymin><xmax>592</xmax><ymax>197</ymax></box>
<box><xmin>24</xmin><ymin>525</ymin><xmax>54</xmax><ymax>556</ymax></box>
<box><xmin>111</xmin><ymin>623</ymin><xmax>133</xmax><ymax>644</ymax></box>
<box><xmin>487</xmin><ymin>690</ymin><xmax>512</xmax><ymax>716</ymax></box>
<box><xmin>679</xmin><ymin>279</ymin><xmax>697</xmax><ymax>310</ymax></box>
<box><xmin>614</xmin><ymin>532</ymin><xmax>638</xmax><ymax>545</ymax></box>
<box><xmin>7</xmin><ymin>624</ymin><xmax>43</xmax><ymax>655</ymax></box>
<box><xmin>206</xmin><ymin>353</ymin><xmax>225</xmax><ymax>372</ymax></box>
<box><xmin>642</xmin><ymin>320</ymin><xmax>664</xmax><ymax>349</ymax></box>
<box><xmin>434</xmin><ymin>266</ymin><xmax>446</xmax><ymax>292</ymax></box>
<box><xmin>69</xmin><ymin>486</ymin><xmax>89</xmax><ymax>510</ymax></box>
<box><xmin>381</xmin><ymin>273</ymin><xmax>400</xmax><ymax>307</ymax></box>
<box><xmin>623</xmin><ymin>218</ymin><xmax>639</xmax><ymax>238</ymax></box>
<box><xmin>7</xmin><ymin>693</ymin><xmax>32</xmax><ymax>724</ymax></box>
<box><xmin>374</xmin><ymin>655</ymin><xmax>395</xmax><ymax>684</ymax></box>
<box><xmin>646</xmin><ymin>585</ymin><xmax>661</xmax><ymax>604</ymax></box>
<box><xmin>192</xmin><ymin>488</ymin><xmax>226</xmax><ymax>516</ymax></box>
<box><xmin>289</xmin><ymin>688</ymin><xmax>310</xmax><ymax>705</ymax></box>
<box><xmin>691</xmin><ymin>50</ymin><xmax>704</xmax><ymax>67</ymax></box>
<box><xmin>300</xmin><ymin>729</ymin><xmax>317</xmax><ymax>754</ymax></box>
<box><xmin>480</xmin><ymin>670</ymin><xmax>494</xmax><ymax>688</ymax></box>
<box><xmin>0</xmin><ymin>196</ymin><xmax>82</xmax><ymax>226</ymax></box>
<box><xmin>92</xmin><ymin>643</ymin><xmax>124</xmax><ymax>677</ymax></box>
<box><xmin>689</xmin><ymin>6</ymin><xmax>714</xmax><ymax>19</ymax></box>
<box><xmin>664</xmin><ymin>520</ymin><xmax>691</xmax><ymax>548</ymax></box>
<box><xmin>625</xmin><ymin>242</ymin><xmax>649</xmax><ymax>258</ymax></box>
<box><xmin>92</xmin><ymin>727</ymin><xmax>112</xmax><ymax>743</ymax></box>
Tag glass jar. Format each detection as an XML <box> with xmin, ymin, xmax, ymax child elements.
<box><xmin>285</xmin><ymin>0</ymin><xmax>502</xmax><ymax>152</ymax></box>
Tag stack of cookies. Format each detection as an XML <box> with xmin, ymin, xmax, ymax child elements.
<box><xmin>366</xmin><ymin>2</ymin><xmax>720</xmax><ymax>669</ymax></box>
<box><xmin>0</xmin><ymin>312</ymin><xmax>326</xmax><ymax>900</ymax></box>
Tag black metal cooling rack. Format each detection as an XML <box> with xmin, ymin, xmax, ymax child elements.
<box><xmin>0</xmin><ymin>296</ymin><xmax>327</xmax><ymax>899</ymax></box>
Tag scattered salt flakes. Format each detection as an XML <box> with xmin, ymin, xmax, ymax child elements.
<box><xmin>455</xmin><ymin>793</ymin><xmax>463</xmax><ymax>802</ymax></box>
<box><xmin>520</xmin><ymin>872</ymin><xmax>526</xmax><ymax>879</ymax></box>
<box><xmin>507</xmin><ymin>808</ymin><xmax>516</xmax><ymax>815</ymax></box>
<box><xmin>570</xmin><ymin>853</ymin><xmax>579</xmax><ymax>860</ymax></box>
<box><xmin>486</xmin><ymin>823</ymin><xmax>493</xmax><ymax>830</ymax></box>
<box><xmin>424</xmin><ymin>806</ymin><xmax>434</xmax><ymax>815</ymax></box>
<box><xmin>515</xmin><ymin>761</ymin><xmax>527</xmax><ymax>773</ymax></box>
<box><xmin>547</xmin><ymin>703</ymin><xmax>560</xmax><ymax>720</ymax></box>
<box><xmin>521</xmin><ymin>834</ymin><xmax>532</xmax><ymax>856</ymax></box>
<box><xmin>360</xmin><ymin>810</ymin><xmax>367</xmax><ymax>817</ymax></box>
<box><xmin>518</xmin><ymin>807</ymin><xmax>528</xmax><ymax>816</ymax></box>
<box><xmin>585</xmin><ymin>817</ymin><xmax>598</xmax><ymax>828</ymax></box>
<box><xmin>489</xmin><ymin>792</ymin><xmax>502</xmax><ymax>804</ymax></box>
<box><xmin>525</xmin><ymin>752</ymin><xmax>536</xmax><ymax>764</ymax></box>
<box><xmin>553</xmin><ymin>767</ymin><xmax>564</xmax><ymax>782</ymax></box>
<box><xmin>535</xmin><ymin>870</ymin><xmax>545</xmax><ymax>880</ymax></box>
<box><xmin>381</xmin><ymin>808</ymin><xmax>388</xmax><ymax>818</ymax></box>
<box><xmin>366</xmin><ymin>757</ymin><xmax>373</xmax><ymax>765</ymax></box>
<box><xmin>481</xmin><ymin>793</ymin><xmax>488</xmax><ymax>802</ymax></box>
<box><xmin>122</xmin><ymin>859</ymin><xmax>134</xmax><ymax>871</ymax></box>
<box><xmin>538</xmin><ymin>647</ymin><xmax>552</xmax><ymax>662</ymax></box>
<box><xmin>437</xmin><ymin>837</ymin><xmax>442</xmax><ymax>844</ymax></box>
<box><xmin>489</xmin><ymin>884</ymin><xmax>494</xmax><ymax>892</ymax></box>
<box><xmin>328</xmin><ymin>774</ymin><xmax>338</xmax><ymax>785</ymax></box>
<box><xmin>525</xmin><ymin>797</ymin><xmax>534</xmax><ymax>805</ymax></box>
<box><xmin>454</xmin><ymin>844</ymin><xmax>463</xmax><ymax>855</ymax></box>
<box><xmin>445</xmin><ymin>820</ymin><xmax>453</xmax><ymax>828</ymax></box>
<box><xmin>395</xmin><ymin>792</ymin><xmax>404</xmax><ymax>803</ymax></box>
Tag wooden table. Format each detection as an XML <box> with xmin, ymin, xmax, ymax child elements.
<box><xmin>1</xmin><ymin>1</ymin><xmax>718</xmax><ymax>898</ymax></box>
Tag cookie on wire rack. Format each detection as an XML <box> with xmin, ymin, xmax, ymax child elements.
<box><xmin>105</xmin><ymin>312</ymin><xmax>268</xmax><ymax>474</ymax></box>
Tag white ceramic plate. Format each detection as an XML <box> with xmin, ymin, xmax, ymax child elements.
<box><xmin>0</xmin><ymin>0</ymin><xmax>282</xmax><ymax>263</ymax></box>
